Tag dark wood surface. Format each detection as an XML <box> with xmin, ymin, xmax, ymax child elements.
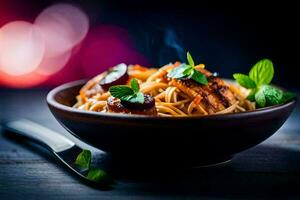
<box><xmin>0</xmin><ymin>88</ymin><xmax>300</xmax><ymax>199</ymax></box>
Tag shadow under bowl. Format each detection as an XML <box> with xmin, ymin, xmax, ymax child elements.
<box><xmin>47</xmin><ymin>80</ymin><xmax>296</xmax><ymax>167</ymax></box>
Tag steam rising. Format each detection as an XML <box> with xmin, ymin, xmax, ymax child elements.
<box><xmin>164</xmin><ymin>29</ymin><xmax>185</xmax><ymax>62</ymax></box>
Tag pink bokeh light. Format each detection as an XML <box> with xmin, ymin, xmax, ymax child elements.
<box><xmin>0</xmin><ymin>2</ymin><xmax>150</xmax><ymax>88</ymax></box>
<box><xmin>81</xmin><ymin>25</ymin><xmax>149</xmax><ymax>78</ymax></box>
<box><xmin>0</xmin><ymin>21</ymin><xmax>45</xmax><ymax>75</ymax></box>
<box><xmin>36</xmin><ymin>50</ymin><xmax>72</xmax><ymax>75</ymax></box>
<box><xmin>35</xmin><ymin>3</ymin><xmax>89</xmax><ymax>58</ymax></box>
<box><xmin>0</xmin><ymin>71</ymin><xmax>48</xmax><ymax>88</ymax></box>
<box><xmin>0</xmin><ymin>3</ymin><xmax>90</xmax><ymax>88</ymax></box>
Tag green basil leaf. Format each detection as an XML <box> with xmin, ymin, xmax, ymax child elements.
<box><xmin>87</xmin><ymin>167</ymin><xmax>112</xmax><ymax>183</ymax></box>
<box><xmin>130</xmin><ymin>78</ymin><xmax>140</xmax><ymax>93</ymax></box>
<box><xmin>262</xmin><ymin>85</ymin><xmax>283</xmax><ymax>106</ymax></box>
<box><xmin>249</xmin><ymin>59</ymin><xmax>274</xmax><ymax>86</ymax></box>
<box><xmin>121</xmin><ymin>91</ymin><xmax>144</xmax><ymax>104</ymax></box>
<box><xmin>191</xmin><ymin>70</ymin><xmax>208</xmax><ymax>85</ymax></box>
<box><xmin>75</xmin><ymin>149</ymin><xmax>91</xmax><ymax>169</ymax></box>
<box><xmin>109</xmin><ymin>79</ymin><xmax>145</xmax><ymax>104</ymax></box>
<box><xmin>233</xmin><ymin>73</ymin><xmax>257</xmax><ymax>89</ymax></box>
<box><xmin>255</xmin><ymin>87</ymin><xmax>266</xmax><ymax>107</ymax></box>
<box><xmin>109</xmin><ymin>85</ymin><xmax>134</xmax><ymax>99</ymax></box>
<box><xmin>183</xmin><ymin>65</ymin><xmax>194</xmax><ymax>76</ymax></box>
<box><xmin>167</xmin><ymin>64</ymin><xmax>190</xmax><ymax>79</ymax></box>
<box><xmin>247</xmin><ymin>89</ymin><xmax>257</xmax><ymax>101</ymax></box>
<box><xmin>187</xmin><ymin>52</ymin><xmax>195</xmax><ymax>67</ymax></box>
<box><xmin>281</xmin><ymin>92</ymin><xmax>296</xmax><ymax>103</ymax></box>
<box><xmin>133</xmin><ymin>92</ymin><xmax>145</xmax><ymax>103</ymax></box>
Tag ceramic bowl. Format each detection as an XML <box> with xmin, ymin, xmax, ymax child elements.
<box><xmin>47</xmin><ymin>80</ymin><xmax>296</xmax><ymax>166</ymax></box>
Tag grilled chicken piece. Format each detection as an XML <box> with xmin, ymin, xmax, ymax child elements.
<box><xmin>208</xmin><ymin>76</ymin><xmax>237</xmax><ymax>106</ymax></box>
<box><xmin>173</xmin><ymin>68</ymin><xmax>238</xmax><ymax>114</ymax></box>
<box><xmin>182</xmin><ymin>79</ymin><xmax>226</xmax><ymax>114</ymax></box>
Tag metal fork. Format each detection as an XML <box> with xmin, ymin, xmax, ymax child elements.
<box><xmin>3</xmin><ymin>119</ymin><xmax>112</xmax><ymax>185</ymax></box>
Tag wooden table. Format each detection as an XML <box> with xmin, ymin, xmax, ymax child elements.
<box><xmin>0</xmin><ymin>89</ymin><xmax>300</xmax><ymax>199</ymax></box>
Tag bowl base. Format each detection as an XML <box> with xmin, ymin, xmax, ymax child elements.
<box><xmin>109</xmin><ymin>153</ymin><xmax>233</xmax><ymax>170</ymax></box>
<box><xmin>108</xmin><ymin>155</ymin><xmax>233</xmax><ymax>178</ymax></box>
<box><xmin>191</xmin><ymin>157</ymin><xmax>232</xmax><ymax>168</ymax></box>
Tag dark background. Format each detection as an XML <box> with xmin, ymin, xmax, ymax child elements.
<box><xmin>1</xmin><ymin>2</ymin><xmax>300</xmax><ymax>199</ymax></box>
<box><xmin>1</xmin><ymin>0</ymin><xmax>299</xmax><ymax>88</ymax></box>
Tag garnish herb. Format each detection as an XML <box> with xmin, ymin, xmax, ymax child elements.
<box><xmin>87</xmin><ymin>168</ymin><xmax>111</xmax><ymax>183</ymax></box>
<box><xmin>249</xmin><ymin>59</ymin><xmax>274</xmax><ymax>86</ymax></box>
<box><xmin>168</xmin><ymin>52</ymin><xmax>208</xmax><ymax>85</ymax></box>
<box><xmin>75</xmin><ymin>149</ymin><xmax>113</xmax><ymax>184</ymax></box>
<box><xmin>109</xmin><ymin>78</ymin><xmax>144</xmax><ymax>103</ymax></box>
<box><xmin>75</xmin><ymin>149</ymin><xmax>91</xmax><ymax>169</ymax></box>
<box><xmin>233</xmin><ymin>59</ymin><xmax>296</xmax><ymax>107</ymax></box>
<box><xmin>232</xmin><ymin>73</ymin><xmax>256</xmax><ymax>89</ymax></box>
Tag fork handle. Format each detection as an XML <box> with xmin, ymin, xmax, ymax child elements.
<box><xmin>3</xmin><ymin>119</ymin><xmax>75</xmax><ymax>152</ymax></box>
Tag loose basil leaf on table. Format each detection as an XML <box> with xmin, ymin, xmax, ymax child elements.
<box><xmin>75</xmin><ymin>149</ymin><xmax>113</xmax><ymax>185</ymax></box>
<box><xmin>75</xmin><ymin>149</ymin><xmax>91</xmax><ymax>169</ymax></box>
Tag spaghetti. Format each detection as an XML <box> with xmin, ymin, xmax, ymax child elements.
<box><xmin>73</xmin><ymin>63</ymin><xmax>255</xmax><ymax>116</ymax></box>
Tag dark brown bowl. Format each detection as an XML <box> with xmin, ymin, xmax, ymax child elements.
<box><xmin>47</xmin><ymin>80</ymin><xmax>296</xmax><ymax>166</ymax></box>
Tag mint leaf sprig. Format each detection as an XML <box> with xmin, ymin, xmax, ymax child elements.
<box><xmin>75</xmin><ymin>149</ymin><xmax>113</xmax><ymax>185</ymax></box>
<box><xmin>109</xmin><ymin>78</ymin><xmax>144</xmax><ymax>104</ymax></box>
<box><xmin>233</xmin><ymin>59</ymin><xmax>296</xmax><ymax>107</ymax></box>
<box><xmin>167</xmin><ymin>52</ymin><xmax>208</xmax><ymax>85</ymax></box>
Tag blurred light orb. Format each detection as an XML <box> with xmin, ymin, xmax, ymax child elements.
<box><xmin>0</xmin><ymin>70</ymin><xmax>47</xmax><ymax>88</ymax></box>
<box><xmin>0</xmin><ymin>21</ymin><xmax>45</xmax><ymax>75</ymax></box>
<box><xmin>37</xmin><ymin>50</ymin><xmax>72</xmax><ymax>75</ymax></box>
<box><xmin>35</xmin><ymin>3</ymin><xmax>89</xmax><ymax>58</ymax></box>
<box><xmin>81</xmin><ymin>25</ymin><xmax>149</xmax><ymax>77</ymax></box>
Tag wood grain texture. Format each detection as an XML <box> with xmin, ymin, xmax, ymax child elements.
<box><xmin>0</xmin><ymin>89</ymin><xmax>300</xmax><ymax>199</ymax></box>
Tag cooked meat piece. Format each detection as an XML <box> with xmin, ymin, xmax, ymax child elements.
<box><xmin>182</xmin><ymin>79</ymin><xmax>226</xmax><ymax>113</ymax></box>
<box><xmin>120</xmin><ymin>94</ymin><xmax>155</xmax><ymax>110</ymax></box>
<box><xmin>99</xmin><ymin>63</ymin><xmax>128</xmax><ymax>91</ymax></box>
<box><xmin>107</xmin><ymin>96</ymin><xmax>157</xmax><ymax>115</ymax></box>
<box><xmin>208</xmin><ymin>76</ymin><xmax>237</xmax><ymax>106</ymax></box>
<box><xmin>171</xmin><ymin>68</ymin><xmax>238</xmax><ymax>113</ymax></box>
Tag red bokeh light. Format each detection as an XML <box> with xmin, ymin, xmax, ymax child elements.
<box><xmin>81</xmin><ymin>25</ymin><xmax>149</xmax><ymax>78</ymax></box>
<box><xmin>0</xmin><ymin>2</ymin><xmax>149</xmax><ymax>88</ymax></box>
<box><xmin>0</xmin><ymin>21</ymin><xmax>45</xmax><ymax>75</ymax></box>
<box><xmin>0</xmin><ymin>71</ymin><xmax>47</xmax><ymax>88</ymax></box>
<box><xmin>0</xmin><ymin>2</ymin><xmax>90</xmax><ymax>88</ymax></box>
<box><xmin>35</xmin><ymin>3</ymin><xmax>89</xmax><ymax>57</ymax></box>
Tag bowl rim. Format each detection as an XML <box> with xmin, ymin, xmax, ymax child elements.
<box><xmin>47</xmin><ymin>79</ymin><xmax>297</xmax><ymax>120</ymax></box>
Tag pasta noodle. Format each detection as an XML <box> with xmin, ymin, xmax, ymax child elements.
<box><xmin>73</xmin><ymin>63</ymin><xmax>255</xmax><ymax>116</ymax></box>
